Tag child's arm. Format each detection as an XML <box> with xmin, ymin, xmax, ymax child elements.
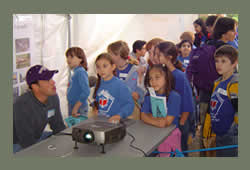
<box><xmin>179</xmin><ymin>112</ymin><xmax>190</xmax><ymax>126</ymax></box>
<box><xmin>117</xmin><ymin>83</ymin><xmax>135</xmax><ymax>119</ymax></box>
<box><xmin>141</xmin><ymin>112</ymin><xmax>175</xmax><ymax>128</ymax></box>
<box><xmin>71</xmin><ymin>101</ymin><xmax>82</xmax><ymax>117</ymax></box>
<box><xmin>127</xmin><ymin>68</ymin><xmax>145</xmax><ymax>103</ymax></box>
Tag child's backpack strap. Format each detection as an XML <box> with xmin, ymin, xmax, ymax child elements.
<box><xmin>212</xmin><ymin>77</ymin><xmax>222</xmax><ymax>92</ymax></box>
<box><xmin>227</xmin><ymin>73</ymin><xmax>239</xmax><ymax>124</ymax></box>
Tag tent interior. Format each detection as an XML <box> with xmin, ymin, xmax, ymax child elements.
<box><xmin>13</xmin><ymin>14</ymin><xmax>198</xmax><ymax>121</ymax></box>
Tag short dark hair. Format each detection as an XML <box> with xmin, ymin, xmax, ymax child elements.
<box><xmin>212</xmin><ymin>17</ymin><xmax>236</xmax><ymax>40</ymax></box>
<box><xmin>132</xmin><ymin>40</ymin><xmax>146</xmax><ymax>53</ymax></box>
<box><xmin>214</xmin><ymin>45</ymin><xmax>238</xmax><ymax>64</ymax></box>
<box><xmin>28</xmin><ymin>81</ymin><xmax>38</xmax><ymax>90</ymax></box>
<box><xmin>205</xmin><ymin>15</ymin><xmax>218</xmax><ymax>27</ymax></box>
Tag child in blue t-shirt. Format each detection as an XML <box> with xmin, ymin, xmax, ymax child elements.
<box><xmin>155</xmin><ymin>41</ymin><xmax>194</xmax><ymax>156</ymax></box>
<box><xmin>92</xmin><ymin>53</ymin><xmax>134</xmax><ymax>123</ymax></box>
<box><xmin>177</xmin><ymin>40</ymin><xmax>192</xmax><ymax>72</ymax></box>
<box><xmin>141</xmin><ymin>64</ymin><xmax>182</xmax><ymax>157</ymax></box>
<box><xmin>65</xmin><ymin>47</ymin><xmax>90</xmax><ymax>118</ymax></box>
<box><xmin>210</xmin><ymin>45</ymin><xmax>238</xmax><ymax>157</ymax></box>
<box><xmin>107</xmin><ymin>40</ymin><xmax>145</xmax><ymax>105</ymax></box>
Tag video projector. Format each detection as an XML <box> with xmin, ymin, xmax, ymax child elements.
<box><xmin>72</xmin><ymin>120</ymin><xmax>126</xmax><ymax>153</ymax></box>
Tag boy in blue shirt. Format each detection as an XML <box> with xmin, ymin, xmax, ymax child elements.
<box><xmin>211</xmin><ymin>45</ymin><xmax>238</xmax><ymax>157</ymax></box>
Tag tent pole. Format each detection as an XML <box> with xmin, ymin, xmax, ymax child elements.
<box><xmin>67</xmin><ymin>14</ymin><xmax>72</xmax><ymax>85</ymax></box>
<box><xmin>67</xmin><ymin>14</ymin><xmax>72</xmax><ymax>48</ymax></box>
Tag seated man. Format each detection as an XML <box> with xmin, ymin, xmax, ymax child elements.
<box><xmin>13</xmin><ymin>65</ymin><xmax>66</xmax><ymax>153</ymax></box>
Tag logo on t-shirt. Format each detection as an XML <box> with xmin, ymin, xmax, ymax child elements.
<box><xmin>210</xmin><ymin>91</ymin><xmax>225</xmax><ymax>122</ymax></box>
<box><xmin>97</xmin><ymin>89</ymin><xmax>115</xmax><ymax>114</ymax></box>
<box><xmin>210</xmin><ymin>100</ymin><xmax>217</xmax><ymax>111</ymax></box>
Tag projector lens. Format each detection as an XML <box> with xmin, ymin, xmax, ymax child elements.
<box><xmin>85</xmin><ymin>134</ymin><xmax>92</xmax><ymax>139</ymax></box>
<box><xmin>83</xmin><ymin>131</ymin><xmax>94</xmax><ymax>143</ymax></box>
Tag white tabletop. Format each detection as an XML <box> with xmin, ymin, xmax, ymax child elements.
<box><xmin>15</xmin><ymin>117</ymin><xmax>175</xmax><ymax>157</ymax></box>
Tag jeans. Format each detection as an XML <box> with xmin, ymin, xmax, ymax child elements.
<box><xmin>216</xmin><ymin>123</ymin><xmax>238</xmax><ymax>157</ymax></box>
<box><xmin>68</xmin><ymin>103</ymin><xmax>88</xmax><ymax>117</ymax></box>
<box><xmin>179</xmin><ymin>118</ymin><xmax>191</xmax><ymax>157</ymax></box>
<box><xmin>13</xmin><ymin>131</ymin><xmax>53</xmax><ymax>154</ymax></box>
<box><xmin>13</xmin><ymin>144</ymin><xmax>22</xmax><ymax>153</ymax></box>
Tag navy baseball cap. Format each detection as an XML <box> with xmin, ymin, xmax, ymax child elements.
<box><xmin>26</xmin><ymin>65</ymin><xmax>58</xmax><ymax>86</ymax></box>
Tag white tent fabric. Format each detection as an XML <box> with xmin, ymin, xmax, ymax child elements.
<box><xmin>13</xmin><ymin>14</ymin><xmax>198</xmax><ymax>120</ymax></box>
<box><xmin>32</xmin><ymin>14</ymin><xmax>69</xmax><ymax>120</ymax></box>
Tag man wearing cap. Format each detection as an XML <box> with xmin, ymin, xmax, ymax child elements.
<box><xmin>13</xmin><ymin>65</ymin><xmax>66</xmax><ymax>153</ymax></box>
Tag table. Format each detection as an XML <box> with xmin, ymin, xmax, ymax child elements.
<box><xmin>15</xmin><ymin>117</ymin><xmax>175</xmax><ymax>157</ymax></box>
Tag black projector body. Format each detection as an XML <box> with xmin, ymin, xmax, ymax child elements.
<box><xmin>72</xmin><ymin>121</ymin><xmax>126</xmax><ymax>145</ymax></box>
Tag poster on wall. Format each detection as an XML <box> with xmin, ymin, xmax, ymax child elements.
<box><xmin>15</xmin><ymin>37</ymin><xmax>30</xmax><ymax>53</ymax></box>
<box><xmin>16</xmin><ymin>53</ymin><xmax>31</xmax><ymax>69</ymax></box>
<box><xmin>13</xmin><ymin>15</ymin><xmax>34</xmax><ymax>98</ymax></box>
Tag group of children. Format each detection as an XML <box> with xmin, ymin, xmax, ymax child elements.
<box><xmin>64</xmin><ymin>16</ymin><xmax>239</xmax><ymax>157</ymax></box>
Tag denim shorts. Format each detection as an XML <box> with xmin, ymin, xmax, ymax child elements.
<box><xmin>216</xmin><ymin>123</ymin><xmax>238</xmax><ymax>157</ymax></box>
